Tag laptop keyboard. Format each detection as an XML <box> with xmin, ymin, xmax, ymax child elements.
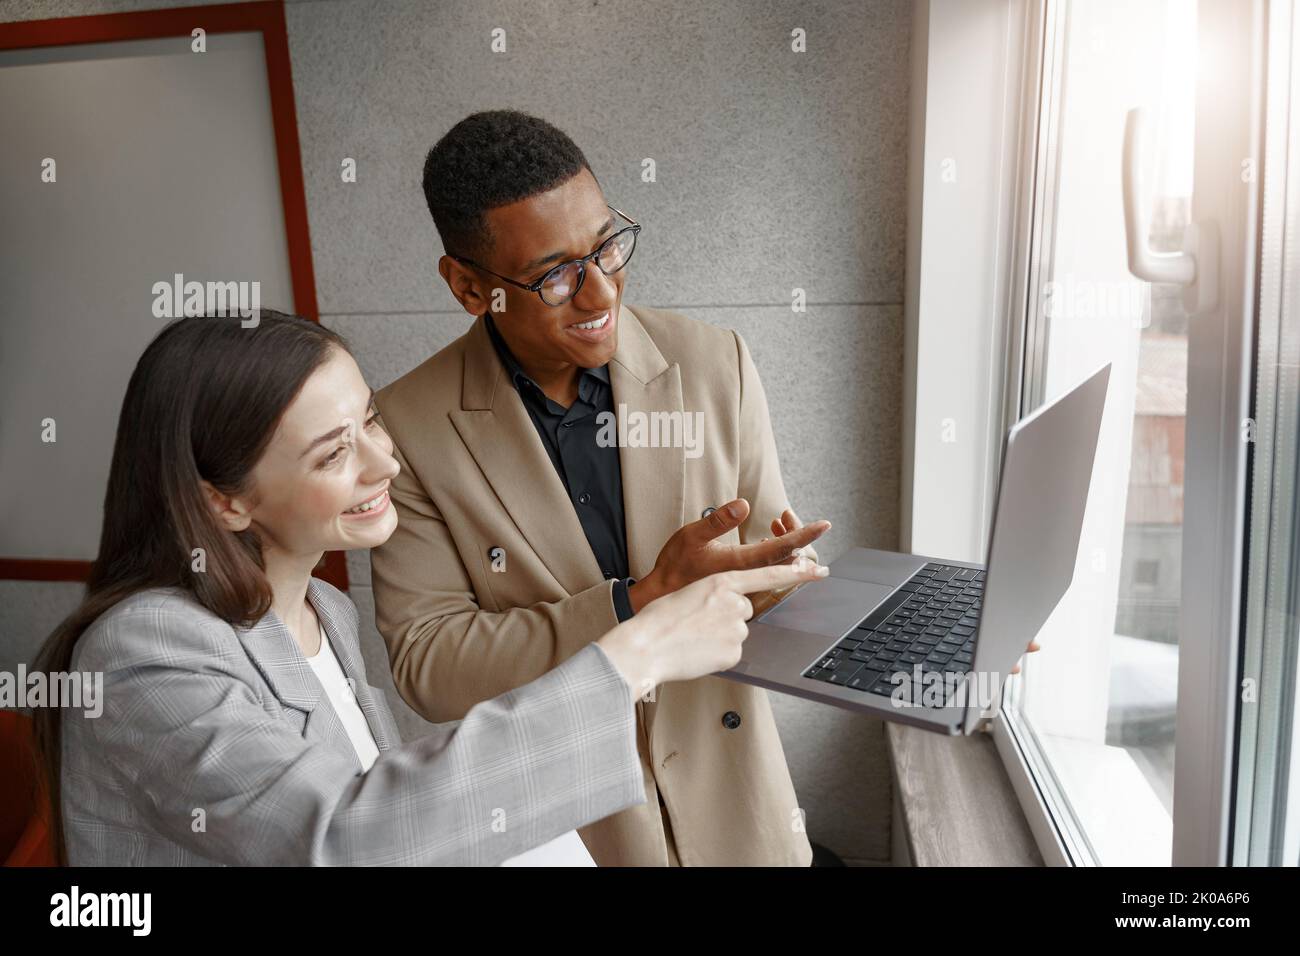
<box><xmin>801</xmin><ymin>562</ymin><xmax>985</xmax><ymax>704</ymax></box>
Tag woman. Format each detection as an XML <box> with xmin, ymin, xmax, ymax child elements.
<box><xmin>32</xmin><ymin>310</ymin><xmax>825</xmax><ymax>866</ymax></box>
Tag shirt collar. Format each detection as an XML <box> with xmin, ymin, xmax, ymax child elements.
<box><xmin>483</xmin><ymin>313</ymin><xmax>611</xmax><ymax>393</ymax></box>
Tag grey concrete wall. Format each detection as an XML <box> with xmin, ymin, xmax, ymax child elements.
<box><xmin>1</xmin><ymin>0</ymin><xmax>909</xmax><ymax>865</ymax></box>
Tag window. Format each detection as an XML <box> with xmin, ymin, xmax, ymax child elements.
<box><xmin>1004</xmin><ymin>0</ymin><xmax>1197</xmax><ymax>865</ymax></box>
<box><xmin>912</xmin><ymin>0</ymin><xmax>1282</xmax><ymax>864</ymax></box>
<box><xmin>1132</xmin><ymin>558</ymin><xmax>1160</xmax><ymax>589</ymax></box>
<box><xmin>1232</xmin><ymin>0</ymin><xmax>1300</xmax><ymax>866</ymax></box>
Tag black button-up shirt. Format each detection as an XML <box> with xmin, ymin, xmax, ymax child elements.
<box><xmin>484</xmin><ymin>314</ymin><xmax>636</xmax><ymax>621</ymax></box>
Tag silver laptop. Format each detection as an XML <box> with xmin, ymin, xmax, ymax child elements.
<box><xmin>724</xmin><ymin>362</ymin><xmax>1111</xmax><ymax>735</ymax></box>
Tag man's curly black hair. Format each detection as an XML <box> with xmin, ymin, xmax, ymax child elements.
<box><xmin>421</xmin><ymin>109</ymin><xmax>598</xmax><ymax>266</ymax></box>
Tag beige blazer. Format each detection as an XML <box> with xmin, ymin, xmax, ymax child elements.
<box><xmin>371</xmin><ymin>302</ymin><xmax>814</xmax><ymax>866</ymax></box>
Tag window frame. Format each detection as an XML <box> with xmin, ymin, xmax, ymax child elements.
<box><xmin>907</xmin><ymin>0</ymin><xmax>1262</xmax><ymax>866</ymax></box>
<box><xmin>992</xmin><ymin>0</ymin><xmax>1259</xmax><ymax>867</ymax></box>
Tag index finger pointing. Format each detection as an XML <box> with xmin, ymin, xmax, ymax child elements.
<box><xmin>720</xmin><ymin>560</ymin><xmax>829</xmax><ymax>596</ymax></box>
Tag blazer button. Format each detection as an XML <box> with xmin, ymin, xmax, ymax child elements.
<box><xmin>701</xmin><ymin>506</ymin><xmax>717</xmax><ymax>518</ymax></box>
<box><xmin>722</xmin><ymin>711</ymin><xmax>742</xmax><ymax>730</ymax></box>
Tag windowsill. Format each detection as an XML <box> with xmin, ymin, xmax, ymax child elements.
<box><xmin>886</xmin><ymin>722</ymin><xmax>1044</xmax><ymax>866</ymax></box>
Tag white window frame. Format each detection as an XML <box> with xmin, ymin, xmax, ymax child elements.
<box><xmin>904</xmin><ymin>0</ymin><xmax>1261</xmax><ymax>866</ymax></box>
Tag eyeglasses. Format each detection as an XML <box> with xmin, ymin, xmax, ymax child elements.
<box><xmin>449</xmin><ymin>204</ymin><xmax>641</xmax><ymax>307</ymax></box>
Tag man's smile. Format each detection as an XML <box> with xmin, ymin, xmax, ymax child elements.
<box><xmin>563</xmin><ymin>307</ymin><xmax>616</xmax><ymax>343</ymax></box>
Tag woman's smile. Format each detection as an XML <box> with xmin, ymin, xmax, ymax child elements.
<box><xmin>341</xmin><ymin>486</ymin><xmax>390</xmax><ymax>518</ymax></box>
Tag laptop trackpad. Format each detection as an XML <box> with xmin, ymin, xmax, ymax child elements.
<box><xmin>757</xmin><ymin>576</ymin><xmax>897</xmax><ymax>639</ymax></box>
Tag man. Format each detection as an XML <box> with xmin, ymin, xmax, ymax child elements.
<box><xmin>371</xmin><ymin>109</ymin><xmax>831</xmax><ymax>866</ymax></box>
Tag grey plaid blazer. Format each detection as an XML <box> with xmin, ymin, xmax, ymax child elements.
<box><xmin>61</xmin><ymin>577</ymin><xmax>644</xmax><ymax>865</ymax></box>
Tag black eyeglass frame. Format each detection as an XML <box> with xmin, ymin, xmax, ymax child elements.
<box><xmin>448</xmin><ymin>204</ymin><xmax>641</xmax><ymax>307</ymax></box>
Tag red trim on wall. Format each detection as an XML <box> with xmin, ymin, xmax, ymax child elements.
<box><xmin>0</xmin><ymin>2</ymin><xmax>342</xmax><ymax>589</ymax></box>
<box><xmin>1</xmin><ymin>3</ymin><xmax>275</xmax><ymax>49</ymax></box>
<box><xmin>316</xmin><ymin>552</ymin><xmax>348</xmax><ymax>590</ymax></box>
<box><xmin>0</xmin><ymin>553</ymin><xmax>349</xmax><ymax>589</ymax></box>
<box><xmin>0</xmin><ymin>559</ymin><xmax>92</xmax><ymax>583</ymax></box>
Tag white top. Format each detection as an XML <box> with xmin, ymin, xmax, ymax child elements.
<box><xmin>499</xmin><ymin>829</ymin><xmax>596</xmax><ymax>866</ymax></box>
<box><xmin>304</xmin><ymin>613</ymin><xmax>593</xmax><ymax>866</ymax></box>
<box><xmin>305</xmin><ymin>617</ymin><xmax>380</xmax><ymax>772</ymax></box>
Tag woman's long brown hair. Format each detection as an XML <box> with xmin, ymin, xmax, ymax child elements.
<box><xmin>31</xmin><ymin>310</ymin><xmax>348</xmax><ymax>864</ymax></box>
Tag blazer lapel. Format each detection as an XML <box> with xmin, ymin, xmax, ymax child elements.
<box><xmin>611</xmin><ymin>304</ymin><xmax>686</xmax><ymax>579</ymax></box>
<box><xmin>449</xmin><ymin>315</ymin><xmax>602</xmax><ymax>596</ymax></box>
<box><xmin>237</xmin><ymin>583</ymin><xmax>395</xmax><ymax>763</ymax></box>
<box><xmin>308</xmin><ymin>578</ymin><xmax>397</xmax><ymax>752</ymax></box>
<box><xmin>236</xmin><ymin>609</ymin><xmax>324</xmax><ymax>716</ymax></box>
<box><xmin>235</xmin><ymin>599</ymin><xmax>364</xmax><ymax>765</ymax></box>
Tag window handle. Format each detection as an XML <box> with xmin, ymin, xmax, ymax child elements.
<box><xmin>1121</xmin><ymin>107</ymin><xmax>1218</xmax><ymax>313</ymax></box>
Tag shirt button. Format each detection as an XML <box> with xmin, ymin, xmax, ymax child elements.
<box><xmin>603</xmin><ymin>569</ymin><xmax>614</xmax><ymax>579</ymax></box>
<box><xmin>578</xmin><ymin>492</ymin><xmax>591</xmax><ymax>504</ymax></box>
<box><xmin>563</xmin><ymin>421</ymin><xmax>575</xmax><ymax>428</ymax></box>
<box><xmin>722</xmin><ymin>711</ymin><xmax>742</xmax><ymax>730</ymax></box>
